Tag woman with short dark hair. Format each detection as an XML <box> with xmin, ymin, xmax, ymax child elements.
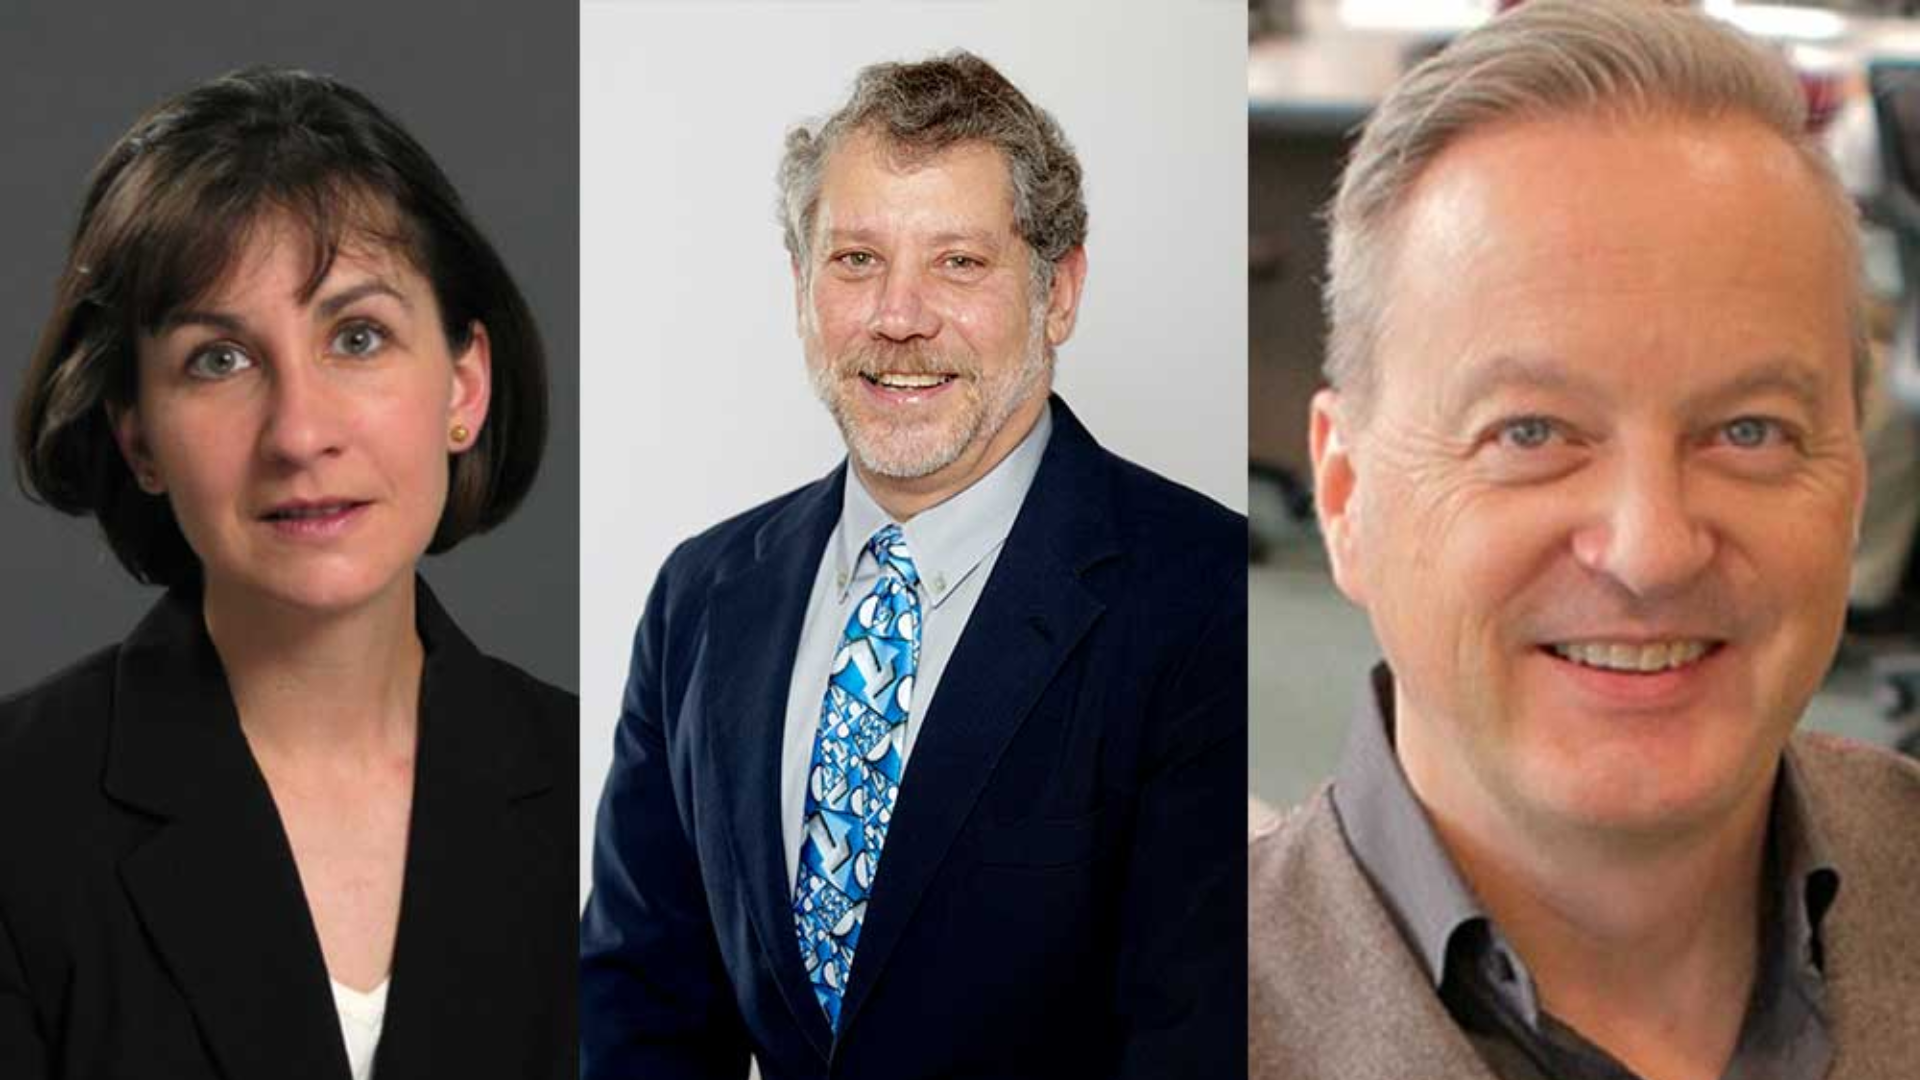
<box><xmin>1</xmin><ymin>68</ymin><xmax>574</xmax><ymax>1079</ymax></box>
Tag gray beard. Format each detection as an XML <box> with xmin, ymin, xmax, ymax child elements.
<box><xmin>808</xmin><ymin>330</ymin><xmax>1052</xmax><ymax>480</ymax></box>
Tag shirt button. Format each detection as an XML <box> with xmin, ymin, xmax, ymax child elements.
<box><xmin>931</xmin><ymin>574</ymin><xmax>947</xmax><ymax>594</ymax></box>
<box><xmin>1494</xmin><ymin>952</ymin><xmax>1517</xmax><ymax>983</ymax></box>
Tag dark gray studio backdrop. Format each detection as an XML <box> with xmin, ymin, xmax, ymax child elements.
<box><xmin>0</xmin><ymin>2</ymin><xmax>579</xmax><ymax>693</ymax></box>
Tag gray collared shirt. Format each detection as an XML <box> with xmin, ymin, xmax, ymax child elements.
<box><xmin>779</xmin><ymin>405</ymin><xmax>1053</xmax><ymax>890</ymax></box>
<box><xmin>1332</xmin><ymin>664</ymin><xmax>1840</xmax><ymax>1080</ymax></box>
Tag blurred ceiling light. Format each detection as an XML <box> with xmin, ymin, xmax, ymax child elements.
<box><xmin>1703</xmin><ymin>2</ymin><xmax>1848</xmax><ymax>43</ymax></box>
<box><xmin>1336</xmin><ymin>0</ymin><xmax>1492</xmax><ymax>34</ymax></box>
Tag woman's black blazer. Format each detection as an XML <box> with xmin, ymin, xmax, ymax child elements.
<box><xmin>0</xmin><ymin>583</ymin><xmax>577</xmax><ymax>1079</ymax></box>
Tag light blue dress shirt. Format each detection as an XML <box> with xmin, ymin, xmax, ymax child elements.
<box><xmin>779</xmin><ymin>405</ymin><xmax>1054</xmax><ymax>889</ymax></box>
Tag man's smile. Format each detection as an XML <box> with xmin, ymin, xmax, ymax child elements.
<box><xmin>1545</xmin><ymin>639</ymin><xmax>1720</xmax><ymax>674</ymax></box>
<box><xmin>861</xmin><ymin>372</ymin><xmax>956</xmax><ymax>390</ymax></box>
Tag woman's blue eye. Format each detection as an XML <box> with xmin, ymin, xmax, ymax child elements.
<box><xmin>332</xmin><ymin>322</ymin><xmax>386</xmax><ymax>357</ymax></box>
<box><xmin>185</xmin><ymin>344</ymin><xmax>255</xmax><ymax>380</ymax></box>
<box><xmin>1497</xmin><ymin>417</ymin><xmax>1557</xmax><ymax>449</ymax></box>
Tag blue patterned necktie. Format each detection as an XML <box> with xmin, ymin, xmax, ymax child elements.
<box><xmin>793</xmin><ymin>523</ymin><xmax>922</xmax><ymax>1031</ymax></box>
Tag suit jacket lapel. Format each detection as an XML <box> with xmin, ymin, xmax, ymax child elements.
<box><xmin>1784</xmin><ymin>737</ymin><xmax>1920</xmax><ymax>1078</ymax></box>
<box><xmin>1249</xmin><ymin>792</ymin><xmax>1496</xmax><ymax>1078</ymax></box>
<box><xmin>835</xmin><ymin>398</ymin><xmax>1118</xmax><ymax>1036</ymax></box>
<box><xmin>700</xmin><ymin>470</ymin><xmax>845</xmax><ymax>1059</ymax></box>
<box><xmin>105</xmin><ymin>591</ymin><xmax>349</xmax><ymax>1080</ymax></box>
<box><xmin>372</xmin><ymin>582</ymin><xmax>562</xmax><ymax>1077</ymax></box>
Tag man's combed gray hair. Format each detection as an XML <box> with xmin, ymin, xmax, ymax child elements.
<box><xmin>1325</xmin><ymin>0</ymin><xmax>1866</xmax><ymax>415</ymax></box>
<box><xmin>777</xmin><ymin>51</ymin><xmax>1088</xmax><ymax>293</ymax></box>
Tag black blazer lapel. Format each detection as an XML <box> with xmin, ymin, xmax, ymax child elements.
<box><xmin>699</xmin><ymin>471</ymin><xmax>845</xmax><ymax>1060</ymax></box>
<box><xmin>835</xmin><ymin>398</ymin><xmax>1120</xmax><ymax>1037</ymax></box>
<box><xmin>371</xmin><ymin>583</ymin><xmax>567</xmax><ymax>1079</ymax></box>
<box><xmin>105</xmin><ymin>591</ymin><xmax>349</xmax><ymax>1080</ymax></box>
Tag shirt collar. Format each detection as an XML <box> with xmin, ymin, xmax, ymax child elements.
<box><xmin>1331</xmin><ymin>664</ymin><xmax>1494</xmax><ymax>995</ymax></box>
<box><xmin>1332</xmin><ymin>662</ymin><xmax>1840</xmax><ymax>1027</ymax></box>
<box><xmin>832</xmin><ymin>403</ymin><xmax>1053</xmax><ymax>608</ymax></box>
<box><xmin>1773</xmin><ymin>745</ymin><xmax>1841</xmax><ymax>977</ymax></box>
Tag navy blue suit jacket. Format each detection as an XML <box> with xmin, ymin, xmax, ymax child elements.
<box><xmin>581</xmin><ymin>399</ymin><xmax>1246</xmax><ymax>1078</ymax></box>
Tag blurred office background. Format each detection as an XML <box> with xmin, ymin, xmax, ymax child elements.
<box><xmin>1248</xmin><ymin>0</ymin><xmax>1920</xmax><ymax>807</ymax></box>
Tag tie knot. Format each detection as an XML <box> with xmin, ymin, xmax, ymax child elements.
<box><xmin>866</xmin><ymin>524</ymin><xmax>920</xmax><ymax>587</ymax></box>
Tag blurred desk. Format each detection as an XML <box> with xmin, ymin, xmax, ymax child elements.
<box><xmin>1247</xmin><ymin>6</ymin><xmax>1920</xmax><ymax>482</ymax></box>
<box><xmin>1247</xmin><ymin>29</ymin><xmax>1428</xmax><ymax>478</ymax></box>
<box><xmin>1247</xmin><ymin>32</ymin><xmax>1408</xmax><ymax>135</ymax></box>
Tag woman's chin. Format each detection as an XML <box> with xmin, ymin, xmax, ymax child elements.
<box><xmin>205</xmin><ymin>563</ymin><xmax>417</xmax><ymax>622</ymax></box>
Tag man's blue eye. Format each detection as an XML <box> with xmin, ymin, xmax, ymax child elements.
<box><xmin>1723</xmin><ymin>417</ymin><xmax>1777</xmax><ymax>449</ymax></box>
<box><xmin>1498</xmin><ymin>417</ymin><xmax>1556</xmax><ymax>449</ymax></box>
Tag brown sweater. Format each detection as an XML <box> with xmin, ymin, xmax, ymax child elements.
<box><xmin>1249</xmin><ymin>733</ymin><xmax>1920</xmax><ymax>1079</ymax></box>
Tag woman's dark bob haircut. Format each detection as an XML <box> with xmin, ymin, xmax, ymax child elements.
<box><xmin>13</xmin><ymin>66</ymin><xmax>549</xmax><ymax>587</ymax></box>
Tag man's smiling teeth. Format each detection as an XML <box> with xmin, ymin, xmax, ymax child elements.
<box><xmin>1550</xmin><ymin>640</ymin><xmax>1711</xmax><ymax>673</ymax></box>
<box><xmin>864</xmin><ymin>372</ymin><xmax>952</xmax><ymax>389</ymax></box>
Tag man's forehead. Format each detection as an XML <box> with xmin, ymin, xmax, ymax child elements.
<box><xmin>1370</xmin><ymin>112</ymin><xmax>1854</xmax><ymax>415</ymax></box>
<box><xmin>1404</xmin><ymin>111</ymin><xmax>1826</xmax><ymax>240</ymax></box>
<box><xmin>1393</xmin><ymin>115</ymin><xmax>1841</xmax><ymax>298</ymax></box>
<box><xmin>816</xmin><ymin>131</ymin><xmax>1015</xmax><ymax>222</ymax></box>
<box><xmin>831</xmin><ymin>126</ymin><xmax>1010</xmax><ymax>177</ymax></box>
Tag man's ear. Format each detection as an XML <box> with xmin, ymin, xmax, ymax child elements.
<box><xmin>791</xmin><ymin>257</ymin><xmax>809</xmax><ymax>338</ymax></box>
<box><xmin>1042</xmin><ymin>245</ymin><xmax>1087</xmax><ymax>349</ymax></box>
<box><xmin>1851</xmin><ymin>438</ymin><xmax>1868</xmax><ymax>551</ymax></box>
<box><xmin>111</xmin><ymin>403</ymin><xmax>165</xmax><ymax>495</ymax></box>
<box><xmin>1310</xmin><ymin>388</ymin><xmax>1368</xmax><ymax>607</ymax></box>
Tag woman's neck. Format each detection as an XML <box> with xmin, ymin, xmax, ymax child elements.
<box><xmin>202</xmin><ymin>577</ymin><xmax>425</xmax><ymax>760</ymax></box>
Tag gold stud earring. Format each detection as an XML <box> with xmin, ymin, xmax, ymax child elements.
<box><xmin>450</xmin><ymin>423</ymin><xmax>470</xmax><ymax>445</ymax></box>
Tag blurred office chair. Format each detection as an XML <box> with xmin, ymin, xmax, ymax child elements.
<box><xmin>1861</xmin><ymin>60</ymin><xmax>1920</xmax><ymax>749</ymax></box>
<box><xmin>1830</xmin><ymin>2</ymin><xmax>1920</xmax><ymax>16</ymax></box>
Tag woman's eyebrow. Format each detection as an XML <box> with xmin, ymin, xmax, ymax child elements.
<box><xmin>316</xmin><ymin>278</ymin><xmax>410</xmax><ymax>318</ymax></box>
<box><xmin>155</xmin><ymin>279</ymin><xmax>411</xmax><ymax>335</ymax></box>
<box><xmin>157</xmin><ymin>309</ymin><xmax>246</xmax><ymax>335</ymax></box>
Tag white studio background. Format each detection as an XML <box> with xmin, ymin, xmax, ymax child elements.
<box><xmin>580</xmin><ymin>0</ymin><xmax>1249</xmax><ymax>902</ymax></box>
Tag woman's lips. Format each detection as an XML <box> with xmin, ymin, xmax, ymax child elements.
<box><xmin>260</xmin><ymin>501</ymin><xmax>370</xmax><ymax>540</ymax></box>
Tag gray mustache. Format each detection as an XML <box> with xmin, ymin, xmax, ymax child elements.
<box><xmin>835</xmin><ymin>341</ymin><xmax>977</xmax><ymax>380</ymax></box>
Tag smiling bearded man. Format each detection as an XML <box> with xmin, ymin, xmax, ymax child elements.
<box><xmin>582</xmin><ymin>51</ymin><xmax>1246</xmax><ymax>1080</ymax></box>
<box><xmin>797</xmin><ymin>127</ymin><xmax>1062</xmax><ymax>500</ymax></box>
<box><xmin>1249</xmin><ymin>3</ymin><xmax>1920</xmax><ymax>1080</ymax></box>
